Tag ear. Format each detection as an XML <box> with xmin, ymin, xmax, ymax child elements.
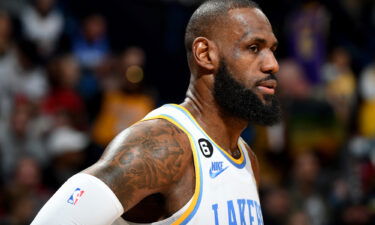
<box><xmin>192</xmin><ymin>37</ymin><xmax>219</xmax><ymax>72</ymax></box>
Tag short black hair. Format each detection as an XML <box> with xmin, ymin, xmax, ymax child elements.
<box><xmin>184</xmin><ymin>0</ymin><xmax>260</xmax><ymax>57</ymax></box>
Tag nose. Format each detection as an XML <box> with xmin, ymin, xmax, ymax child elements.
<box><xmin>261</xmin><ymin>50</ymin><xmax>279</xmax><ymax>75</ymax></box>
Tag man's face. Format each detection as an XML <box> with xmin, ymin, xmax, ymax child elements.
<box><xmin>212</xmin><ymin>8</ymin><xmax>281</xmax><ymax>125</ymax></box>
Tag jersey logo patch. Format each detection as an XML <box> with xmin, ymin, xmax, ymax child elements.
<box><xmin>67</xmin><ymin>188</ymin><xmax>85</xmax><ymax>205</ymax></box>
<box><xmin>198</xmin><ymin>138</ymin><xmax>214</xmax><ymax>158</ymax></box>
<box><xmin>209</xmin><ymin>161</ymin><xmax>228</xmax><ymax>178</ymax></box>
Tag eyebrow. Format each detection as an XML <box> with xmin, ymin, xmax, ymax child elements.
<box><xmin>239</xmin><ymin>32</ymin><xmax>278</xmax><ymax>48</ymax></box>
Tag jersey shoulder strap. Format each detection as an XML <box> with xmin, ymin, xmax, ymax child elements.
<box><xmin>142</xmin><ymin>104</ymin><xmax>201</xmax><ymax>137</ymax></box>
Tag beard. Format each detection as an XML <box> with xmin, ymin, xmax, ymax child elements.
<box><xmin>213</xmin><ymin>59</ymin><xmax>281</xmax><ymax>126</ymax></box>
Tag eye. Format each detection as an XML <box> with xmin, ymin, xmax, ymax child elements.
<box><xmin>248</xmin><ymin>45</ymin><xmax>259</xmax><ymax>53</ymax></box>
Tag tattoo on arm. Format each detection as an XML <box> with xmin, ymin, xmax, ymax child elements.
<box><xmin>88</xmin><ymin>119</ymin><xmax>190</xmax><ymax>211</ymax></box>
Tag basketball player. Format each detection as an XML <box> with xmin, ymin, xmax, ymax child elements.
<box><xmin>31</xmin><ymin>0</ymin><xmax>280</xmax><ymax>224</ymax></box>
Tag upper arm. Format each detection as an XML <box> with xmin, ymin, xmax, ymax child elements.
<box><xmin>84</xmin><ymin>119</ymin><xmax>191</xmax><ymax>211</ymax></box>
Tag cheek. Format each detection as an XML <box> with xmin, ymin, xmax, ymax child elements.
<box><xmin>230</xmin><ymin>59</ymin><xmax>260</xmax><ymax>86</ymax></box>
<box><xmin>222</xmin><ymin>54</ymin><xmax>260</xmax><ymax>88</ymax></box>
<box><xmin>237</xmin><ymin>71</ymin><xmax>259</xmax><ymax>89</ymax></box>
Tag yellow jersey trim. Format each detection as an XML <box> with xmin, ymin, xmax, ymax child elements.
<box><xmin>141</xmin><ymin>115</ymin><xmax>202</xmax><ymax>225</ymax></box>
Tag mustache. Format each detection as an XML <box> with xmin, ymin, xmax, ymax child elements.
<box><xmin>255</xmin><ymin>74</ymin><xmax>277</xmax><ymax>86</ymax></box>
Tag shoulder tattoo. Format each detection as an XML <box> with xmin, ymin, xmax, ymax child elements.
<box><xmin>91</xmin><ymin>119</ymin><xmax>191</xmax><ymax>210</ymax></box>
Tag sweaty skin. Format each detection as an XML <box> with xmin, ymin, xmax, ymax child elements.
<box><xmin>85</xmin><ymin>7</ymin><xmax>277</xmax><ymax>223</ymax></box>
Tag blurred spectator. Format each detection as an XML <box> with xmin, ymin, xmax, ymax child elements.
<box><xmin>277</xmin><ymin>59</ymin><xmax>313</xmax><ymax>100</ymax></box>
<box><xmin>286</xmin><ymin>0</ymin><xmax>330</xmax><ymax>85</ymax></box>
<box><xmin>262</xmin><ymin>187</ymin><xmax>291</xmax><ymax>225</ymax></box>
<box><xmin>279</xmin><ymin>59</ymin><xmax>343</xmax><ymax>160</ymax></box>
<box><xmin>289</xmin><ymin>152</ymin><xmax>328</xmax><ymax>225</ymax></box>
<box><xmin>10</xmin><ymin>39</ymin><xmax>48</xmax><ymax>104</ymax></box>
<box><xmin>0</xmin><ymin>99</ymin><xmax>47</xmax><ymax>181</ymax></box>
<box><xmin>20</xmin><ymin>0</ymin><xmax>64</xmax><ymax>58</ymax></box>
<box><xmin>0</xmin><ymin>10</ymin><xmax>17</xmax><ymax>120</ymax></box>
<box><xmin>72</xmin><ymin>13</ymin><xmax>109</xmax><ymax>70</ymax></box>
<box><xmin>92</xmin><ymin>46</ymin><xmax>155</xmax><ymax>147</ymax></box>
<box><xmin>346</xmin><ymin>137</ymin><xmax>375</xmax><ymax>203</ymax></box>
<box><xmin>321</xmin><ymin>47</ymin><xmax>356</xmax><ymax>124</ymax></box>
<box><xmin>46</xmin><ymin>124</ymin><xmax>88</xmax><ymax>185</ymax></box>
<box><xmin>358</xmin><ymin>59</ymin><xmax>375</xmax><ymax>138</ymax></box>
<box><xmin>0</xmin><ymin>158</ymin><xmax>51</xmax><ymax>225</ymax></box>
<box><xmin>70</xmin><ymin>13</ymin><xmax>110</xmax><ymax>121</ymax></box>
<box><xmin>42</xmin><ymin>54</ymin><xmax>87</xmax><ymax>129</ymax></box>
<box><xmin>287</xmin><ymin>211</ymin><xmax>311</xmax><ymax>225</ymax></box>
<box><xmin>0</xmin><ymin>10</ymin><xmax>14</xmax><ymax>65</ymax></box>
<box><xmin>338</xmin><ymin>204</ymin><xmax>372</xmax><ymax>225</ymax></box>
<box><xmin>329</xmin><ymin>178</ymin><xmax>350</xmax><ymax>211</ymax></box>
<box><xmin>0</xmin><ymin>0</ymin><xmax>28</xmax><ymax>16</ymax></box>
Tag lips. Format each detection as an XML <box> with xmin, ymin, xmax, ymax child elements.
<box><xmin>256</xmin><ymin>79</ymin><xmax>277</xmax><ymax>95</ymax></box>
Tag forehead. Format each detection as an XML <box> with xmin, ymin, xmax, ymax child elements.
<box><xmin>221</xmin><ymin>8</ymin><xmax>276</xmax><ymax>44</ymax></box>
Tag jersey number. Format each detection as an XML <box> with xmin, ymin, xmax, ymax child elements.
<box><xmin>198</xmin><ymin>138</ymin><xmax>213</xmax><ymax>158</ymax></box>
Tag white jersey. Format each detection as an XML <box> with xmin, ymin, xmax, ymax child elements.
<box><xmin>113</xmin><ymin>104</ymin><xmax>264</xmax><ymax>225</ymax></box>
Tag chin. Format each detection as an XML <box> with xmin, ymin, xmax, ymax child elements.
<box><xmin>256</xmin><ymin>93</ymin><xmax>273</xmax><ymax>105</ymax></box>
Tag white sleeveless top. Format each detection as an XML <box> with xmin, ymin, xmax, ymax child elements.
<box><xmin>112</xmin><ymin>104</ymin><xmax>264</xmax><ymax>225</ymax></box>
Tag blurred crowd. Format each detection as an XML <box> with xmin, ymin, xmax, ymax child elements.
<box><xmin>0</xmin><ymin>0</ymin><xmax>373</xmax><ymax>225</ymax></box>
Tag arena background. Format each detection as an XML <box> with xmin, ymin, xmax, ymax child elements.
<box><xmin>0</xmin><ymin>0</ymin><xmax>374</xmax><ymax>224</ymax></box>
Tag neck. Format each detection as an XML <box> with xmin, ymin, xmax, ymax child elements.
<box><xmin>181</xmin><ymin>74</ymin><xmax>248</xmax><ymax>154</ymax></box>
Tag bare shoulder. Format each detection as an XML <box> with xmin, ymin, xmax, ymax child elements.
<box><xmin>84</xmin><ymin>118</ymin><xmax>192</xmax><ymax>211</ymax></box>
<box><xmin>241</xmin><ymin>140</ymin><xmax>261</xmax><ymax>187</ymax></box>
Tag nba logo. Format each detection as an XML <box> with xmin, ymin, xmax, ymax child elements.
<box><xmin>67</xmin><ymin>188</ymin><xmax>85</xmax><ymax>205</ymax></box>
